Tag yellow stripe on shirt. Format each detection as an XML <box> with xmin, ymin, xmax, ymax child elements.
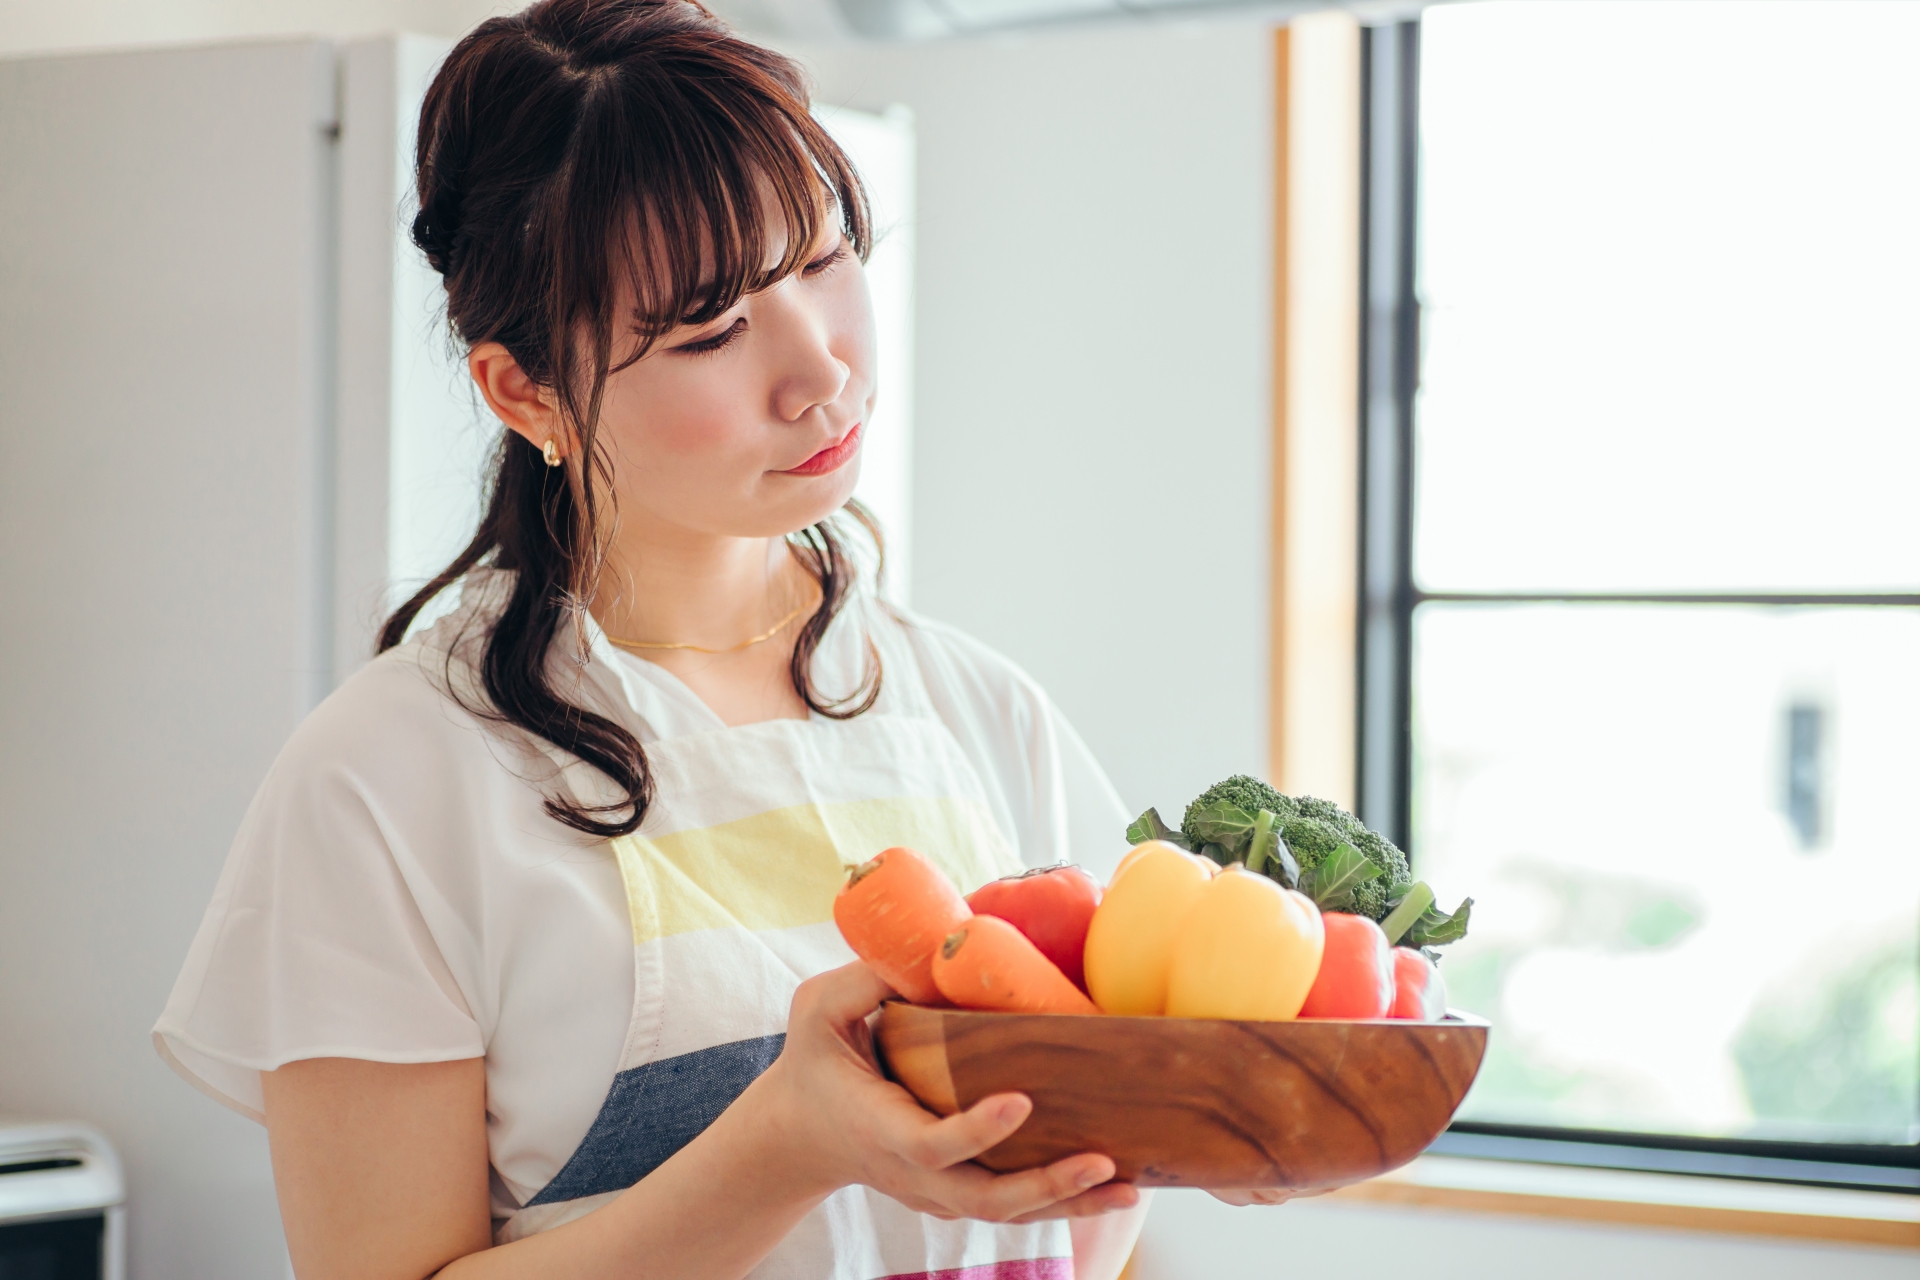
<box><xmin>611</xmin><ymin>796</ymin><xmax>1020</xmax><ymax>945</ymax></box>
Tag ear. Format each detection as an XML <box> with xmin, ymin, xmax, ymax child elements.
<box><xmin>469</xmin><ymin>342</ymin><xmax>566</xmax><ymax>459</ymax></box>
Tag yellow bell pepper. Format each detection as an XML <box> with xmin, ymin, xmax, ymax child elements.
<box><xmin>1083</xmin><ymin>842</ymin><xmax>1216</xmax><ymax>1015</ymax></box>
<box><xmin>1165</xmin><ymin>865</ymin><xmax>1326</xmax><ymax>1021</ymax></box>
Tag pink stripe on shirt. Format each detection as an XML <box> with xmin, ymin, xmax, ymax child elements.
<box><xmin>880</xmin><ymin>1261</ymin><xmax>1074</xmax><ymax>1280</ymax></box>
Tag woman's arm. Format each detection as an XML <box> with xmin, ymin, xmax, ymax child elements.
<box><xmin>264</xmin><ymin>963</ymin><xmax>1138</xmax><ymax>1280</ymax></box>
<box><xmin>264</xmin><ymin>1058</ymin><xmax>493</xmax><ymax>1279</ymax></box>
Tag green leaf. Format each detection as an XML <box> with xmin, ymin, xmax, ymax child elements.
<box><xmin>1380</xmin><ymin>881</ymin><xmax>1435</xmax><ymax>946</ymax></box>
<box><xmin>1402</xmin><ymin>896</ymin><xmax>1473</xmax><ymax>948</ymax></box>
<box><xmin>1244</xmin><ymin>810</ymin><xmax>1302</xmax><ymax>888</ymax></box>
<box><xmin>1299</xmin><ymin>842</ymin><xmax>1382</xmax><ymax>913</ymax></box>
<box><xmin>1182</xmin><ymin>800</ymin><xmax>1259</xmax><ymax>858</ymax></box>
<box><xmin>1125</xmin><ymin>807</ymin><xmax>1189</xmax><ymax>849</ymax></box>
<box><xmin>1267</xmin><ymin>827</ymin><xmax>1301</xmax><ymax>889</ymax></box>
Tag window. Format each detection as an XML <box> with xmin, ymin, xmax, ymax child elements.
<box><xmin>1359</xmin><ymin>1</ymin><xmax>1920</xmax><ymax>1190</ymax></box>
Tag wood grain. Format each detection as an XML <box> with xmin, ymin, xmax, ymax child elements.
<box><xmin>874</xmin><ymin>1005</ymin><xmax>958</xmax><ymax>1114</ymax></box>
<box><xmin>875</xmin><ymin>1003</ymin><xmax>1487</xmax><ymax>1190</ymax></box>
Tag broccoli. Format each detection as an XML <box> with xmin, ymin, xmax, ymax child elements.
<box><xmin>1133</xmin><ymin>773</ymin><xmax>1464</xmax><ymax>943</ymax></box>
<box><xmin>1180</xmin><ymin>774</ymin><xmax>1297</xmax><ymax>837</ymax></box>
<box><xmin>1179</xmin><ymin>775</ymin><xmax>1410</xmax><ymax>922</ymax></box>
<box><xmin>1292</xmin><ymin>794</ymin><xmax>1358</xmax><ymax>831</ymax></box>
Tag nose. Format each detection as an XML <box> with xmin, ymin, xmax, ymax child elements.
<box><xmin>765</xmin><ymin>282</ymin><xmax>852</xmax><ymax>424</ymax></box>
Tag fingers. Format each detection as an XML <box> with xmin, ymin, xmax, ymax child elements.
<box><xmin>898</xmin><ymin>1092</ymin><xmax>1031</xmax><ymax>1169</ymax></box>
<box><xmin>887</xmin><ymin>1092</ymin><xmax>1135</xmax><ymax>1222</ymax></box>
<box><xmin>1005</xmin><ymin>1181</ymin><xmax>1141</xmax><ymax>1224</ymax></box>
<box><xmin>872</xmin><ymin>1089</ymin><xmax>1142</xmax><ymax>1223</ymax></box>
<box><xmin>792</xmin><ymin>960</ymin><xmax>896</xmax><ymax>1027</ymax></box>
<box><xmin>936</xmin><ymin>1152</ymin><xmax>1120</xmax><ymax>1224</ymax></box>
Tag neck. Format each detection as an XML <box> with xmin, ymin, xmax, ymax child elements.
<box><xmin>591</xmin><ymin>522</ymin><xmax>810</xmax><ymax>652</ymax></box>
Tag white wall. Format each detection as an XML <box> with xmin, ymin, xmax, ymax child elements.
<box><xmin>796</xmin><ymin>22</ymin><xmax>1277</xmax><ymax>820</ymax></box>
<box><xmin>0</xmin><ymin>39</ymin><xmax>337</xmax><ymax>1279</ymax></box>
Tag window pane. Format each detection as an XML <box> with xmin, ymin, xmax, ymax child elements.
<box><xmin>1412</xmin><ymin>602</ymin><xmax>1920</xmax><ymax>1143</ymax></box>
<box><xmin>1415</xmin><ymin>2</ymin><xmax>1920</xmax><ymax>594</ymax></box>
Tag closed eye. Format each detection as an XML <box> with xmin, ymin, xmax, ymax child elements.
<box><xmin>673</xmin><ymin>316</ymin><xmax>746</xmax><ymax>357</ymax></box>
<box><xmin>803</xmin><ymin>242</ymin><xmax>850</xmax><ymax>276</ymax></box>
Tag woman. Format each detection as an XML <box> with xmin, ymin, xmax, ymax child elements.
<box><xmin>154</xmin><ymin>2</ymin><xmax>1222</xmax><ymax>1275</ymax></box>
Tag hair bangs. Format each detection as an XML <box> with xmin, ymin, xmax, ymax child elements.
<box><xmin>593</xmin><ymin>68</ymin><xmax>872</xmax><ymax>365</ymax></box>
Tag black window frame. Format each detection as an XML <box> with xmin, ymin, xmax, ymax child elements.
<box><xmin>1354</xmin><ymin>16</ymin><xmax>1920</xmax><ymax>1196</ymax></box>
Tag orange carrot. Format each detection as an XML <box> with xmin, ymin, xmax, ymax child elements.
<box><xmin>833</xmin><ymin>847</ymin><xmax>972</xmax><ymax>1005</ymax></box>
<box><xmin>930</xmin><ymin>915</ymin><xmax>1099</xmax><ymax>1015</ymax></box>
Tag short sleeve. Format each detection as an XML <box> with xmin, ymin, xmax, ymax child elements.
<box><xmin>898</xmin><ymin>613</ymin><xmax>1133</xmax><ymax>882</ymax></box>
<box><xmin>153</xmin><ymin>656</ymin><xmax>487</xmax><ymax>1122</ymax></box>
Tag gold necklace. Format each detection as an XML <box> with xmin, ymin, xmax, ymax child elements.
<box><xmin>604</xmin><ymin>592</ymin><xmax>819</xmax><ymax>655</ymax></box>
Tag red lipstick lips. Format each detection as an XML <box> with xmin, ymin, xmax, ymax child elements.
<box><xmin>779</xmin><ymin>423</ymin><xmax>862</xmax><ymax>477</ymax></box>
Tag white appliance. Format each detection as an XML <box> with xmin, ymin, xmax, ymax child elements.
<box><xmin>0</xmin><ymin>1124</ymin><xmax>126</xmax><ymax>1280</ymax></box>
<box><xmin>0</xmin><ymin>33</ymin><xmax>911</xmax><ymax>1278</ymax></box>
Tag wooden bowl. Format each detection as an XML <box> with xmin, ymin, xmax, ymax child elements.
<box><xmin>875</xmin><ymin>1003</ymin><xmax>1488</xmax><ymax>1190</ymax></box>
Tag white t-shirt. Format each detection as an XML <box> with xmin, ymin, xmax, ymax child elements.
<box><xmin>153</xmin><ymin>573</ymin><xmax>1130</xmax><ymax>1218</ymax></box>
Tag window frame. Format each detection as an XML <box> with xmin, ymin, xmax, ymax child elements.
<box><xmin>1353</xmin><ymin>16</ymin><xmax>1920</xmax><ymax>1195</ymax></box>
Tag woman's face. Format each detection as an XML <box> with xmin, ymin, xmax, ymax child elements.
<box><xmin>593</xmin><ymin>222</ymin><xmax>877</xmax><ymax>544</ymax></box>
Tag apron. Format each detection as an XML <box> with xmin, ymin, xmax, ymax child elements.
<box><xmin>494</xmin><ymin>620</ymin><xmax>1075</xmax><ymax>1280</ymax></box>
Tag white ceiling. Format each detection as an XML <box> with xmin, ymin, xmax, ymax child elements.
<box><xmin>698</xmin><ymin>0</ymin><xmax>1436</xmax><ymax>42</ymax></box>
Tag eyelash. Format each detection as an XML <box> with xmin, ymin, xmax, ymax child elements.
<box><xmin>804</xmin><ymin>243</ymin><xmax>849</xmax><ymax>276</ymax></box>
<box><xmin>674</xmin><ymin>245</ymin><xmax>847</xmax><ymax>356</ymax></box>
<box><xmin>679</xmin><ymin>317</ymin><xmax>746</xmax><ymax>357</ymax></box>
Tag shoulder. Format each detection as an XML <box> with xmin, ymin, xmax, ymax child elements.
<box><xmin>286</xmin><ymin>572</ymin><xmax>546</xmax><ymax>782</ymax></box>
<box><xmin>264</xmin><ymin>591</ymin><xmax>563</xmax><ymax>834</ymax></box>
<box><xmin>873</xmin><ymin>602</ymin><xmax>1054</xmax><ymax>723</ymax></box>
<box><xmin>278</xmin><ymin>640</ymin><xmax>496</xmax><ymax>792</ymax></box>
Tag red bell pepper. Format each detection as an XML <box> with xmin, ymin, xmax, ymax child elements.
<box><xmin>1298</xmin><ymin>912</ymin><xmax>1394</xmax><ymax>1019</ymax></box>
<box><xmin>1389</xmin><ymin>946</ymin><xmax>1448</xmax><ymax>1020</ymax></box>
<box><xmin>965</xmin><ymin>864</ymin><xmax>1103</xmax><ymax>993</ymax></box>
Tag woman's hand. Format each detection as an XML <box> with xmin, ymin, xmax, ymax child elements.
<box><xmin>748</xmin><ymin>961</ymin><xmax>1140</xmax><ymax>1224</ymax></box>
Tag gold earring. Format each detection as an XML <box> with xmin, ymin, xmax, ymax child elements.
<box><xmin>542</xmin><ymin>437</ymin><xmax>561</xmax><ymax>468</ymax></box>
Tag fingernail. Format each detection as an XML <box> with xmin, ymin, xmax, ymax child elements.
<box><xmin>996</xmin><ymin>1096</ymin><xmax>1030</xmax><ymax>1126</ymax></box>
<box><xmin>1075</xmin><ymin>1161</ymin><xmax>1113</xmax><ymax>1189</ymax></box>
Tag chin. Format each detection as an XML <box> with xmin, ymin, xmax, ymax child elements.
<box><xmin>784</xmin><ymin>459</ymin><xmax>865</xmax><ymax>532</ymax></box>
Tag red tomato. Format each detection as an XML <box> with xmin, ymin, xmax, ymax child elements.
<box><xmin>1389</xmin><ymin>946</ymin><xmax>1448</xmax><ymax>1020</ymax></box>
<box><xmin>1298</xmin><ymin>912</ymin><xmax>1394</xmax><ymax>1019</ymax></box>
<box><xmin>965</xmin><ymin>864</ymin><xmax>1103</xmax><ymax>993</ymax></box>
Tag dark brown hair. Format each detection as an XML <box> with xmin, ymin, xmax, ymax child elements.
<box><xmin>379</xmin><ymin>0</ymin><xmax>881</xmax><ymax>838</ymax></box>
